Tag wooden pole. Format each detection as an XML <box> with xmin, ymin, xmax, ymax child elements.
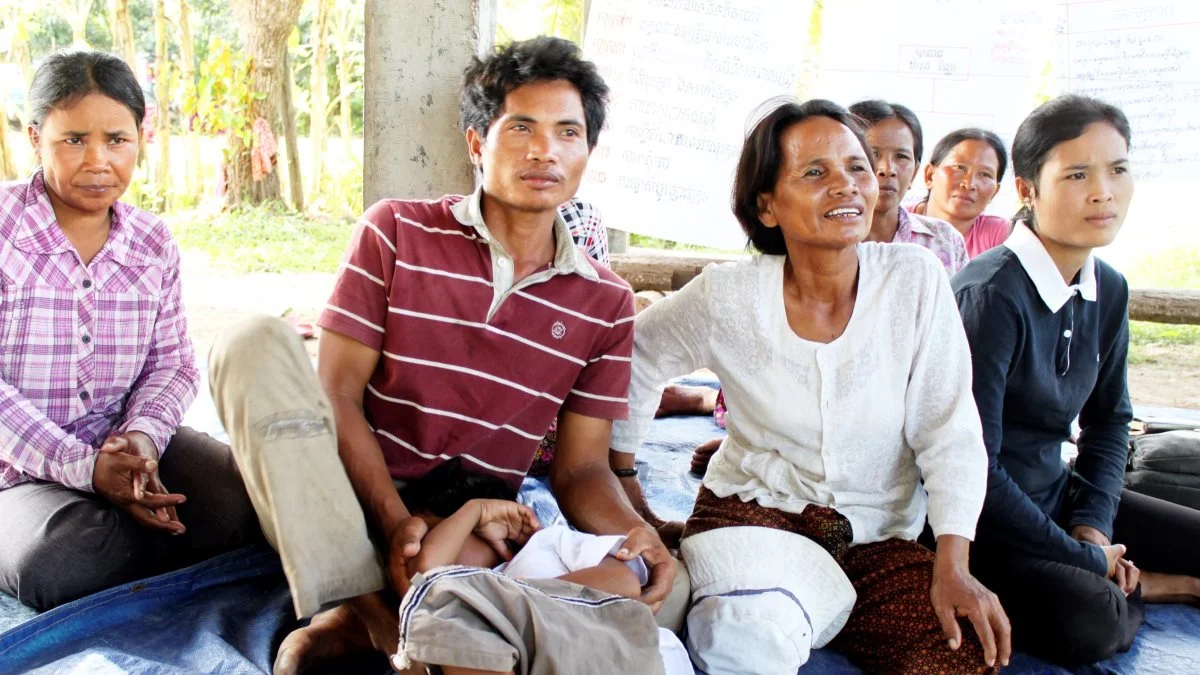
<box><xmin>362</xmin><ymin>0</ymin><xmax>495</xmax><ymax>205</ymax></box>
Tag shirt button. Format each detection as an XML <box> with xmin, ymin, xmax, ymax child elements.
<box><xmin>1063</xmin><ymin>329</ymin><xmax>1072</xmax><ymax>338</ymax></box>
<box><xmin>81</xmin><ymin>334</ymin><xmax>91</xmax><ymax>344</ymax></box>
<box><xmin>81</xmin><ymin>279</ymin><xmax>92</xmax><ymax>289</ymax></box>
<box><xmin>79</xmin><ymin>390</ymin><xmax>90</xmax><ymax>401</ymax></box>
<box><xmin>496</xmin><ymin>258</ymin><xmax>509</xmax><ymax>267</ymax></box>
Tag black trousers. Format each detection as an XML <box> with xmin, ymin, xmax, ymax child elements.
<box><xmin>0</xmin><ymin>427</ymin><xmax>262</xmax><ymax>611</ymax></box>
<box><xmin>971</xmin><ymin>488</ymin><xmax>1200</xmax><ymax>666</ymax></box>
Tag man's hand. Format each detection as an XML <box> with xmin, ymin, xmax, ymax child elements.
<box><xmin>614</xmin><ymin>524</ymin><xmax>676</xmax><ymax>613</ymax></box>
<box><xmin>93</xmin><ymin>434</ymin><xmax>186</xmax><ymax>535</ymax></box>
<box><xmin>471</xmin><ymin>499</ymin><xmax>540</xmax><ymax>560</ymax></box>
<box><xmin>931</xmin><ymin>536</ymin><xmax>1011</xmax><ymax>668</ymax></box>
<box><xmin>386</xmin><ymin>516</ymin><xmax>429</xmax><ymax>596</ymax></box>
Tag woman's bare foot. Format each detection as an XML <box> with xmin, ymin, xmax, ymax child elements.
<box><xmin>273</xmin><ymin>603</ymin><xmax>374</xmax><ymax>675</ymax></box>
<box><xmin>657</xmin><ymin>520</ymin><xmax>686</xmax><ymax>549</ymax></box>
<box><xmin>656</xmin><ymin>385</ymin><xmax>718</xmax><ymax>417</ymax></box>
<box><xmin>1140</xmin><ymin>571</ymin><xmax>1200</xmax><ymax>604</ymax></box>
<box><xmin>690</xmin><ymin>437</ymin><xmax>722</xmax><ymax>476</ymax></box>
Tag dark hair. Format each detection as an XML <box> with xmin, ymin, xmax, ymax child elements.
<box><xmin>460</xmin><ymin>37</ymin><xmax>609</xmax><ymax>150</ymax></box>
<box><xmin>1010</xmin><ymin>94</ymin><xmax>1132</xmax><ymax>228</ymax></box>
<box><xmin>398</xmin><ymin>457</ymin><xmax>517</xmax><ymax>518</ymax></box>
<box><xmin>732</xmin><ymin>98</ymin><xmax>872</xmax><ymax>256</ymax></box>
<box><xmin>28</xmin><ymin>50</ymin><xmax>146</xmax><ymax>130</ymax></box>
<box><xmin>848</xmin><ymin>99</ymin><xmax>924</xmax><ymax>164</ymax></box>
<box><xmin>927</xmin><ymin>127</ymin><xmax>1008</xmax><ymax>182</ymax></box>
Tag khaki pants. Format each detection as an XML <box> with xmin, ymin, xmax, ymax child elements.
<box><xmin>208</xmin><ymin>315</ymin><xmax>690</xmax><ymax>630</ymax></box>
<box><xmin>209</xmin><ymin>315</ymin><xmax>384</xmax><ymax>618</ymax></box>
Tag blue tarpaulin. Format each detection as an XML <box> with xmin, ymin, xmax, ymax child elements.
<box><xmin>2</xmin><ymin>376</ymin><xmax>1198</xmax><ymax>673</ymax></box>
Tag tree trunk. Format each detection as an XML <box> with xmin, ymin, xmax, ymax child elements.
<box><xmin>309</xmin><ymin>0</ymin><xmax>333</xmax><ymax>196</ymax></box>
<box><xmin>66</xmin><ymin>0</ymin><xmax>96</xmax><ymax>47</ymax></box>
<box><xmin>177</xmin><ymin>0</ymin><xmax>201</xmax><ymax>197</ymax></box>
<box><xmin>280</xmin><ymin>49</ymin><xmax>303</xmax><ymax>211</ymax></box>
<box><xmin>333</xmin><ymin>4</ymin><xmax>355</xmax><ymax>163</ymax></box>
<box><xmin>108</xmin><ymin>0</ymin><xmax>137</xmax><ymax>68</ymax></box>
<box><xmin>153</xmin><ymin>0</ymin><xmax>170</xmax><ymax>207</ymax></box>
<box><xmin>226</xmin><ymin>0</ymin><xmax>306</xmax><ymax>207</ymax></box>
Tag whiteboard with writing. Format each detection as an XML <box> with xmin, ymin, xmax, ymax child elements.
<box><xmin>581</xmin><ymin>0</ymin><xmax>1200</xmax><ymax>263</ymax></box>
<box><xmin>579</xmin><ymin>0</ymin><xmax>812</xmax><ymax>250</ymax></box>
<box><xmin>1056</xmin><ymin>0</ymin><xmax>1200</xmax><ymax>264</ymax></box>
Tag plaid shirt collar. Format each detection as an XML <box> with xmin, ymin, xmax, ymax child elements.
<box><xmin>451</xmin><ymin>184</ymin><xmax>600</xmax><ymax>281</ymax></box>
<box><xmin>11</xmin><ymin>170</ymin><xmax>139</xmax><ymax>266</ymax></box>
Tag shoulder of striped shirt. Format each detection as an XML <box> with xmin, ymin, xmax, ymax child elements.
<box><xmin>374</xmin><ymin>200</ymin><xmax>634</xmax><ymax>298</ymax></box>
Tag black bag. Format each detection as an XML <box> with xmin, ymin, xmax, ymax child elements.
<box><xmin>1125</xmin><ymin>429</ymin><xmax>1200</xmax><ymax>511</ymax></box>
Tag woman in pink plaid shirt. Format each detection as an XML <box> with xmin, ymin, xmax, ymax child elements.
<box><xmin>0</xmin><ymin>51</ymin><xmax>259</xmax><ymax>610</ymax></box>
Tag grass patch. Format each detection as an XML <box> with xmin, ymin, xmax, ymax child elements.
<box><xmin>629</xmin><ymin>233</ymin><xmax>744</xmax><ymax>255</ymax></box>
<box><xmin>1124</xmin><ymin>247</ymin><xmax>1200</xmax><ymax>289</ymax></box>
<box><xmin>1128</xmin><ymin>321</ymin><xmax>1200</xmax><ymax>365</ymax></box>
<box><xmin>171</xmin><ymin>202</ymin><xmax>353</xmax><ymax>274</ymax></box>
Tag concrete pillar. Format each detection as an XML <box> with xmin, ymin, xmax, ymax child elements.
<box><xmin>363</xmin><ymin>0</ymin><xmax>495</xmax><ymax>205</ymax></box>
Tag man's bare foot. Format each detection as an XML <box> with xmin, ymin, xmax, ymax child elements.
<box><xmin>690</xmin><ymin>437</ymin><xmax>722</xmax><ymax>476</ymax></box>
<box><xmin>274</xmin><ymin>603</ymin><xmax>374</xmax><ymax>675</ymax></box>
<box><xmin>656</xmin><ymin>385</ymin><xmax>718</xmax><ymax>418</ymax></box>
<box><xmin>1140</xmin><ymin>571</ymin><xmax>1200</xmax><ymax>604</ymax></box>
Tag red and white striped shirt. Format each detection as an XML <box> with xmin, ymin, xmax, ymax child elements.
<box><xmin>0</xmin><ymin>171</ymin><xmax>198</xmax><ymax>491</ymax></box>
<box><xmin>319</xmin><ymin>188</ymin><xmax>634</xmax><ymax>488</ymax></box>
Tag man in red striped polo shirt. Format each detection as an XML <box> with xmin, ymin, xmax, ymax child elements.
<box><xmin>208</xmin><ymin>37</ymin><xmax>677</xmax><ymax>672</ymax></box>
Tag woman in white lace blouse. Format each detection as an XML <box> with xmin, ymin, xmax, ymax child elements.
<box><xmin>610</xmin><ymin>99</ymin><xmax>1010</xmax><ymax>675</ymax></box>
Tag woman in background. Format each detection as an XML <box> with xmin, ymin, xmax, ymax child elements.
<box><xmin>913</xmin><ymin>128</ymin><xmax>1011</xmax><ymax>258</ymax></box>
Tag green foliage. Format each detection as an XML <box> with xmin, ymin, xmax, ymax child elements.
<box><xmin>26</xmin><ymin>14</ymin><xmax>71</xmax><ymax>53</ymax></box>
<box><xmin>184</xmin><ymin>37</ymin><xmax>258</xmax><ymax>162</ymax></box>
<box><xmin>308</xmin><ymin>161</ymin><xmax>363</xmax><ymax>220</ymax></box>
<box><xmin>170</xmin><ymin>202</ymin><xmax>353</xmax><ymax>274</ymax></box>
<box><xmin>497</xmin><ymin>0</ymin><xmax>586</xmax><ymax>45</ymax></box>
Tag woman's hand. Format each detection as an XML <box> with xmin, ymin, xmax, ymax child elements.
<box><xmin>1074</xmin><ymin>526</ymin><xmax>1138</xmax><ymax>593</ymax></box>
<box><xmin>471</xmin><ymin>499</ymin><xmax>540</xmax><ymax>560</ymax></box>
<box><xmin>931</xmin><ymin>535</ymin><xmax>1011</xmax><ymax>668</ymax></box>
<box><xmin>93</xmin><ymin>432</ymin><xmax>186</xmax><ymax>534</ymax></box>
<box><xmin>1071</xmin><ymin>524</ymin><xmax>1111</xmax><ymax>547</ymax></box>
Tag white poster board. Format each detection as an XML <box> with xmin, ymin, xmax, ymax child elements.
<box><xmin>1055</xmin><ymin>0</ymin><xmax>1200</xmax><ymax>264</ymax></box>
<box><xmin>579</xmin><ymin>0</ymin><xmax>812</xmax><ymax>250</ymax></box>
<box><xmin>581</xmin><ymin>0</ymin><xmax>1200</xmax><ymax>266</ymax></box>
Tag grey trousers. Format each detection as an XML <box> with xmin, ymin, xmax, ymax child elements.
<box><xmin>0</xmin><ymin>427</ymin><xmax>261</xmax><ymax>611</ymax></box>
<box><xmin>208</xmin><ymin>315</ymin><xmax>691</xmax><ymax>628</ymax></box>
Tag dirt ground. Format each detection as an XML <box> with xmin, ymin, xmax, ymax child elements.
<box><xmin>1127</xmin><ymin>344</ymin><xmax>1200</xmax><ymax>410</ymax></box>
<box><xmin>182</xmin><ymin>256</ymin><xmax>1200</xmax><ymax>411</ymax></box>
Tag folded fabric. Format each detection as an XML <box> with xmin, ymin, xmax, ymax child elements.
<box><xmin>393</xmin><ymin>566</ymin><xmax>666</xmax><ymax>675</ymax></box>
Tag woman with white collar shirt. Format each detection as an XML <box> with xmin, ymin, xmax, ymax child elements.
<box><xmin>954</xmin><ymin>94</ymin><xmax>1200</xmax><ymax>667</ymax></box>
<box><xmin>612</xmin><ymin>98</ymin><xmax>1010</xmax><ymax>675</ymax></box>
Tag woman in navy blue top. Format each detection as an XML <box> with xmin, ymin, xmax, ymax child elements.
<box><xmin>954</xmin><ymin>94</ymin><xmax>1200</xmax><ymax>666</ymax></box>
